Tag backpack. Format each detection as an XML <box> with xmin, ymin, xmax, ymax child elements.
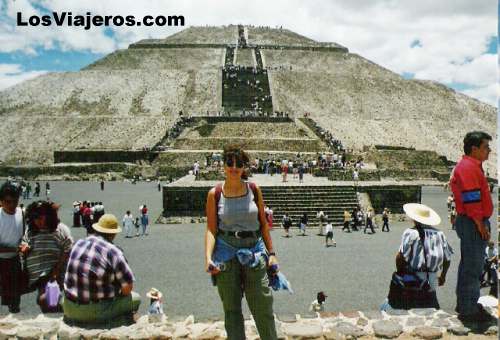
<box><xmin>213</xmin><ymin>182</ymin><xmax>261</xmax><ymax>230</ymax></box>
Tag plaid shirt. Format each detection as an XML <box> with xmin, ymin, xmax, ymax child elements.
<box><xmin>64</xmin><ymin>235</ymin><xmax>135</xmax><ymax>303</ymax></box>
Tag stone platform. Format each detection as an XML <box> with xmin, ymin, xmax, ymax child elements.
<box><xmin>2</xmin><ymin>307</ymin><xmax>497</xmax><ymax>339</ymax></box>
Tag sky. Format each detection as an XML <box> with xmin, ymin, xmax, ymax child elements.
<box><xmin>0</xmin><ymin>0</ymin><xmax>497</xmax><ymax>107</ymax></box>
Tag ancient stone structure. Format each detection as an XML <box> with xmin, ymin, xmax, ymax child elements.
<box><xmin>0</xmin><ymin>25</ymin><xmax>495</xmax><ymax>176</ymax></box>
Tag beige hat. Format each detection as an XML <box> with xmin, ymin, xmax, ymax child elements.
<box><xmin>92</xmin><ymin>214</ymin><xmax>122</xmax><ymax>234</ymax></box>
<box><xmin>146</xmin><ymin>287</ymin><xmax>163</xmax><ymax>300</ymax></box>
<box><xmin>403</xmin><ymin>203</ymin><xmax>441</xmax><ymax>226</ymax></box>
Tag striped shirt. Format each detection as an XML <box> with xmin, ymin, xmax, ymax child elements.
<box><xmin>64</xmin><ymin>235</ymin><xmax>135</xmax><ymax>303</ymax></box>
<box><xmin>22</xmin><ymin>223</ymin><xmax>73</xmax><ymax>286</ymax></box>
<box><xmin>399</xmin><ymin>226</ymin><xmax>453</xmax><ymax>273</ymax></box>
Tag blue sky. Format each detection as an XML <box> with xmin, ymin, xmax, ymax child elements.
<box><xmin>0</xmin><ymin>0</ymin><xmax>497</xmax><ymax>106</ymax></box>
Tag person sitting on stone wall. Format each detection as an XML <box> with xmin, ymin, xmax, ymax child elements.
<box><xmin>62</xmin><ymin>214</ymin><xmax>141</xmax><ymax>328</ymax></box>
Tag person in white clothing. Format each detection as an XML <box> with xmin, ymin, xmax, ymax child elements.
<box><xmin>0</xmin><ymin>182</ymin><xmax>24</xmax><ymax>313</ymax></box>
<box><xmin>123</xmin><ymin>211</ymin><xmax>135</xmax><ymax>238</ymax></box>
<box><xmin>309</xmin><ymin>291</ymin><xmax>327</xmax><ymax>312</ymax></box>
<box><xmin>324</xmin><ymin>221</ymin><xmax>336</xmax><ymax>247</ymax></box>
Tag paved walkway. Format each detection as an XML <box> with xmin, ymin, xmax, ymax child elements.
<box><xmin>168</xmin><ymin>174</ymin><xmax>442</xmax><ymax>187</ymax></box>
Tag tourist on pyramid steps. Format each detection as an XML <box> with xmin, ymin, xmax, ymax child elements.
<box><xmin>382</xmin><ymin>208</ymin><xmax>390</xmax><ymax>232</ymax></box>
<box><xmin>446</xmin><ymin>194</ymin><xmax>454</xmax><ymax>212</ymax></box>
<box><xmin>100</xmin><ymin>180</ymin><xmax>104</xmax><ymax>191</ymax></box>
<box><xmin>310</xmin><ymin>291</ymin><xmax>327</xmax><ymax>312</ymax></box>
<box><xmin>21</xmin><ymin>200</ymin><xmax>73</xmax><ymax>313</ymax></box>
<box><xmin>282</xmin><ymin>214</ymin><xmax>292</xmax><ymax>237</ymax></box>
<box><xmin>450</xmin><ymin>132</ymin><xmax>495</xmax><ymax>324</ymax></box>
<box><xmin>193</xmin><ymin>161</ymin><xmax>200</xmax><ymax>179</ymax></box>
<box><xmin>157</xmin><ymin>180</ymin><xmax>161</xmax><ymax>192</ymax></box>
<box><xmin>299</xmin><ymin>213</ymin><xmax>308</xmax><ymax>236</ymax></box>
<box><xmin>324</xmin><ymin>221</ymin><xmax>336</xmax><ymax>247</ymax></box>
<box><xmin>281</xmin><ymin>162</ymin><xmax>288</xmax><ymax>182</ymax></box>
<box><xmin>298</xmin><ymin>163</ymin><xmax>305</xmax><ymax>184</ymax></box>
<box><xmin>122</xmin><ymin>211</ymin><xmax>135</xmax><ymax>238</ymax></box>
<box><xmin>72</xmin><ymin>201</ymin><xmax>81</xmax><ymax>228</ymax></box>
<box><xmin>63</xmin><ymin>214</ymin><xmax>141</xmax><ymax>328</ymax></box>
<box><xmin>0</xmin><ymin>182</ymin><xmax>24</xmax><ymax>313</ymax></box>
<box><xmin>383</xmin><ymin>203</ymin><xmax>452</xmax><ymax>311</ymax></box>
<box><xmin>342</xmin><ymin>210</ymin><xmax>351</xmax><ymax>232</ymax></box>
<box><xmin>45</xmin><ymin>182</ymin><xmax>51</xmax><ymax>198</ymax></box>
<box><xmin>34</xmin><ymin>182</ymin><xmax>41</xmax><ymax>197</ymax></box>
<box><xmin>146</xmin><ymin>288</ymin><xmax>164</xmax><ymax>319</ymax></box>
<box><xmin>364</xmin><ymin>208</ymin><xmax>375</xmax><ymax>234</ymax></box>
<box><xmin>205</xmin><ymin>144</ymin><xmax>279</xmax><ymax>340</ymax></box>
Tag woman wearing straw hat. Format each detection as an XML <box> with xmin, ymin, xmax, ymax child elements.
<box><xmin>393</xmin><ymin>203</ymin><xmax>453</xmax><ymax>309</ymax></box>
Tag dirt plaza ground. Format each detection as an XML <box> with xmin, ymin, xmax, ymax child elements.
<box><xmin>5</xmin><ymin>180</ymin><xmax>497</xmax><ymax>319</ymax></box>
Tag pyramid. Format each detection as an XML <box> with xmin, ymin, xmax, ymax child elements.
<box><xmin>0</xmin><ymin>25</ymin><xmax>495</xmax><ymax>175</ymax></box>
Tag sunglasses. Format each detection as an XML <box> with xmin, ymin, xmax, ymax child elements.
<box><xmin>225</xmin><ymin>158</ymin><xmax>244</xmax><ymax>168</ymax></box>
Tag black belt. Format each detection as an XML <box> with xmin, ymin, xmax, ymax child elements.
<box><xmin>218</xmin><ymin>229</ymin><xmax>261</xmax><ymax>239</ymax></box>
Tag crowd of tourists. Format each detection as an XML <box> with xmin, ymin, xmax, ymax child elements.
<box><xmin>0</xmin><ymin>132</ymin><xmax>497</xmax><ymax>336</ymax></box>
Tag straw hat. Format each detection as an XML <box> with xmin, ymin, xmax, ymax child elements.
<box><xmin>403</xmin><ymin>203</ymin><xmax>441</xmax><ymax>226</ymax></box>
<box><xmin>72</xmin><ymin>201</ymin><xmax>80</xmax><ymax>206</ymax></box>
<box><xmin>146</xmin><ymin>288</ymin><xmax>163</xmax><ymax>300</ymax></box>
<box><xmin>92</xmin><ymin>214</ymin><xmax>122</xmax><ymax>234</ymax></box>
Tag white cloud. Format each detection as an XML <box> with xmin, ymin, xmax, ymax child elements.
<box><xmin>0</xmin><ymin>63</ymin><xmax>48</xmax><ymax>90</ymax></box>
<box><xmin>462</xmin><ymin>83</ymin><xmax>499</xmax><ymax>107</ymax></box>
<box><xmin>0</xmin><ymin>0</ymin><xmax>496</xmax><ymax>105</ymax></box>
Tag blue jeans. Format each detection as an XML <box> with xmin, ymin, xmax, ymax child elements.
<box><xmin>455</xmin><ymin>215</ymin><xmax>488</xmax><ymax>315</ymax></box>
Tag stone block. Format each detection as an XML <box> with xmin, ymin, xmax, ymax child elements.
<box><xmin>412</xmin><ymin>326</ymin><xmax>443</xmax><ymax>340</ymax></box>
<box><xmin>372</xmin><ymin>320</ymin><xmax>403</xmax><ymax>339</ymax></box>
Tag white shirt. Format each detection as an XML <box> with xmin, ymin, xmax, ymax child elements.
<box><xmin>0</xmin><ymin>207</ymin><xmax>24</xmax><ymax>259</ymax></box>
<box><xmin>309</xmin><ymin>299</ymin><xmax>324</xmax><ymax>312</ymax></box>
<box><xmin>123</xmin><ymin>214</ymin><xmax>135</xmax><ymax>228</ymax></box>
<box><xmin>194</xmin><ymin>162</ymin><xmax>200</xmax><ymax>172</ymax></box>
<box><xmin>486</xmin><ymin>246</ymin><xmax>498</xmax><ymax>259</ymax></box>
<box><xmin>325</xmin><ymin>223</ymin><xmax>333</xmax><ymax>233</ymax></box>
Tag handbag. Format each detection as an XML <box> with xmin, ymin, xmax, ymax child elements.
<box><xmin>387</xmin><ymin>226</ymin><xmax>434</xmax><ymax>309</ymax></box>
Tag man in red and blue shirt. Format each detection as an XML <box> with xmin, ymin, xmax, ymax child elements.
<box><xmin>450</xmin><ymin>131</ymin><xmax>495</xmax><ymax>323</ymax></box>
<box><xmin>63</xmin><ymin>214</ymin><xmax>141</xmax><ymax>327</ymax></box>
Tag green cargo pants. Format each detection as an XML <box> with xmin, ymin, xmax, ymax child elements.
<box><xmin>62</xmin><ymin>292</ymin><xmax>141</xmax><ymax>328</ymax></box>
<box><xmin>215</xmin><ymin>236</ymin><xmax>277</xmax><ymax>340</ymax></box>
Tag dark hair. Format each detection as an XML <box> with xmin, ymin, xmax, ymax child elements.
<box><xmin>26</xmin><ymin>201</ymin><xmax>60</xmax><ymax>233</ymax></box>
<box><xmin>223</xmin><ymin>144</ymin><xmax>250</xmax><ymax>166</ymax></box>
<box><xmin>0</xmin><ymin>182</ymin><xmax>21</xmax><ymax>200</ymax></box>
<box><xmin>463</xmin><ymin>131</ymin><xmax>492</xmax><ymax>155</ymax></box>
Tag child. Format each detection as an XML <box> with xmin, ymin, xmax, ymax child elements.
<box><xmin>309</xmin><ymin>291</ymin><xmax>327</xmax><ymax>312</ymax></box>
<box><xmin>134</xmin><ymin>216</ymin><xmax>140</xmax><ymax>237</ymax></box>
<box><xmin>147</xmin><ymin>288</ymin><xmax>164</xmax><ymax>322</ymax></box>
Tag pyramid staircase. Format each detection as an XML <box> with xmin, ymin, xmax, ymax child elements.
<box><xmin>260</xmin><ymin>185</ymin><xmax>358</xmax><ymax>228</ymax></box>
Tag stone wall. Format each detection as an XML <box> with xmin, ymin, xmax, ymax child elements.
<box><xmin>360</xmin><ymin>185</ymin><xmax>422</xmax><ymax>214</ymax></box>
<box><xmin>54</xmin><ymin>151</ymin><xmax>157</xmax><ymax>163</ymax></box>
<box><xmin>0</xmin><ymin>163</ymin><xmax>136</xmax><ymax>179</ymax></box>
<box><xmin>163</xmin><ymin>186</ymin><xmax>211</xmax><ymax>216</ymax></box>
<box><xmin>173</xmin><ymin>137</ymin><xmax>323</xmax><ymax>152</ymax></box>
<box><xmin>1</xmin><ymin>308</ymin><xmax>496</xmax><ymax>339</ymax></box>
<box><xmin>163</xmin><ymin>184</ymin><xmax>422</xmax><ymax>216</ymax></box>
